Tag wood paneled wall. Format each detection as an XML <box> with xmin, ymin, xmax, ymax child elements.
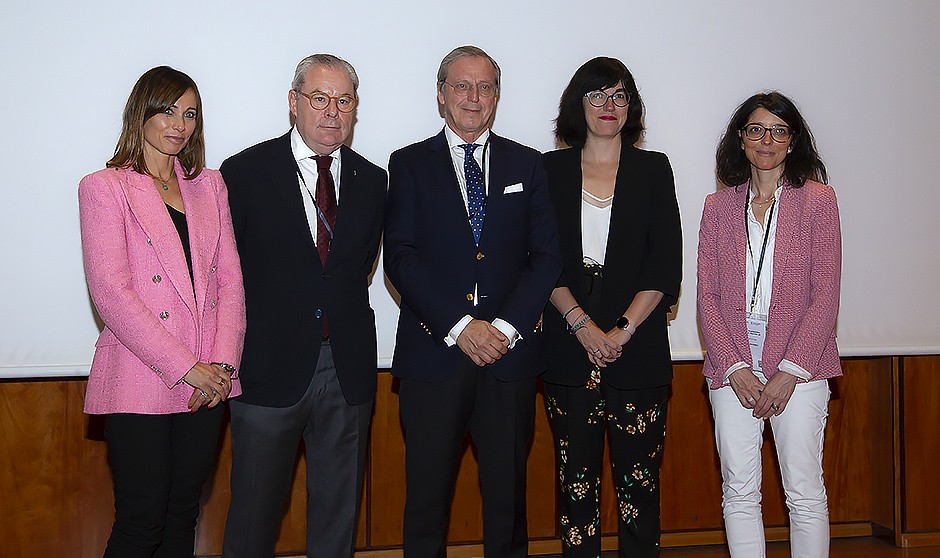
<box><xmin>1</xmin><ymin>356</ymin><xmax>936</xmax><ymax>558</ymax></box>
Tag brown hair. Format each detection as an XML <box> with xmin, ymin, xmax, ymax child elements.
<box><xmin>107</xmin><ymin>66</ymin><xmax>205</xmax><ymax>179</ymax></box>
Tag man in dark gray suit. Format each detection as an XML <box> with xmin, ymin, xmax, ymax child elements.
<box><xmin>221</xmin><ymin>54</ymin><xmax>386</xmax><ymax>558</ymax></box>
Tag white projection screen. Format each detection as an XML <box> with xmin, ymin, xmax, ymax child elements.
<box><xmin>2</xmin><ymin>1</ymin><xmax>939</xmax><ymax>378</ymax></box>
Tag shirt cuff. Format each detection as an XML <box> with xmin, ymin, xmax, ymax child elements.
<box><xmin>445</xmin><ymin>315</ymin><xmax>474</xmax><ymax>347</ymax></box>
<box><xmin>724</xmin><ymin>361</ymin><xmax>750</xmax><ymax>382</ymax></box>
<box><xmin>492</xmin><ymin>318</ymin><xmax>521</xmax><ymax>349</ymax></box>
<box><xmin>778</xmin><ymin>359</ymin><xmax>812</xmax><ymax>381</ymax></box>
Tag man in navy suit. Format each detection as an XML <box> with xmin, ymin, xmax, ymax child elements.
<box><xmin>384</xmin><ymin>45</ymin><xmax>561</xmax><ymax>558</ymax></box>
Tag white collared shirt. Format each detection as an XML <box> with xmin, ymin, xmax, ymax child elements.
<box><xmin>291</xmin><ymin>127</ymin><xmax>342</xmax><ymax>245</ymax></box>
<box><xmin>440</xmin><ymin>126</ymin><xmax>520</xmax><ymax>349</ymax></box>
<box><xmin>725</xmin><ymin>185</ymin><xmax>811</xmax><ymax>382</ymax></box>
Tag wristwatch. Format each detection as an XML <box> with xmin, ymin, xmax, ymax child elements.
<box><xmin>615</xmin><ymin>316</ymin><xmax>635</xmax><ymax>334</ymax></box>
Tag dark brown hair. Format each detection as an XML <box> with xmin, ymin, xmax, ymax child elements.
<box><xmin>716</xmin><ymin>91</ymin><xmax>827</xmax><ymax>188</ymax></box>
<box><xmin>554</xmin><ymin>57</ymin><xmax>644</xmax><ymax>148</ymax></box>
<box><xmin>107</xmin><ymin>66</ymin><xmax>204</xmax><ymax>179</ymax></box>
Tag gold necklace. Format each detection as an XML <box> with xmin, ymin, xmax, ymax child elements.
<box><xmin>151</xmin><ymin>169</ymin><xmax>176</xmax><ymax>191</ymax></box>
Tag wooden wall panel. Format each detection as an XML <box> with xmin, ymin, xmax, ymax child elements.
<box><xmin>901</xmin><ymin>356</ymin><xmax>940</xmax><ymax>532</ymax></box>
<box><xmin>1</xmin><ymin>355</ymin><xmax>932</xmax><ymax>557</ymax></box>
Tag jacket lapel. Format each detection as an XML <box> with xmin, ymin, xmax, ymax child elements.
<box><xmin>268</xmin><ymin>133</ymin><xmax>318</xmax><ymax>254</ymax></box>
<box><xmin>121</xmin><ymin>167</ymin><xmax>197</xmax><ymax>317</ymax></box>
<box><xmin>177</xmin><ymin>161</ymin><xmax>218</xmax><ymax>318</ymax></box>
<box><xmin>431</xmin><ymin>130</ymin><xmax>478</xmax><ymax>250</ymax></box>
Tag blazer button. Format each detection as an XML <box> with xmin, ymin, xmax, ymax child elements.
<box><xmin>210</xmin><ymin>300</ymin><xmax>217</xmax><ymax>308</ymax></box>
<box><xmin>315</xmin><ymin>309</ymin><xmax>323</xmax><ymax>318</ymax></box>
<box><xmin>466</xmin><ymin>293</ymin><xmax>474</xmax><ymax>301</ymax></box>
<box><xmin>152</xmin><ymin>275</ymin><xmax>162</xmax><ymax>283</ymax></box>
<box><xmin>146</xmin><ymin>238</ymin><xmax>152</xmax><ymax>246</ymax></box>
<box><xmin>476</xmin><ymin>251</ymin><xmax>484</xmax><ymax>261</ymax></box>
<box><xmin>210</xmin><ymin>265</ymin><xmax>217</xmax><ymax>273</ymax></box>
<box><xmin>160</xmin><ymin>311</ymin><xmax>169</xmax><ymax>320</ymax></box>
<box><xmin>322</xmin><ymin>273</ymin><xmax>330</xmax><ymax>280</ymax></box>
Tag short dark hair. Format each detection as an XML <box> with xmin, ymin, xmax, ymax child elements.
<box><xmin>716</xmin><ymin>91</ymin><xmax>827</xmax><ymax>188</ymax></box>
<box><xmin>108</xmin><ymin>66</ymin><xmax>205</xmax><ymax>179</ymax></box>
<box><xmin>554</xmin><ymin>57</ymin><xmax>644</xmax><ymax>148</ymax></box>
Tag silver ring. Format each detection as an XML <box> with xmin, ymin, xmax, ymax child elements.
<box><xmin>592</xmin><ymin>349</ymin><xmax>601</xmax><ymax>354</ymax></box>
<box><xmin>746</xmin><ymin>397</ymin><xmax>755</xmax><ymax>403</ymax></box>
<box><xmin>200</xmin><ymin>390</ymin><xmax>209</xmax><ymax>398</ymax></box>
<box><xmin>771</xmin><ymin>403</ymin><xmax>780</xmax><ymax>410</ymax></box>
<box><xmin>217</xmin><ymin>379</ymin><xmax>225</xmax><ymax>387</ymax></box>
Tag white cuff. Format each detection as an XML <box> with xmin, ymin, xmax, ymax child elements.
<box><xmin>778</xmin><ymin>359</ymin><xmax>812</xmax><ymax>380</ymax></box>
<box><xmin>724</xmin><ymin>361</ymin><xmax>750</xmax><ymax>382</ymax></box>
<box><xmin>445</xmin><ymin>315</ymin><xmax>474</xmax><ymax>347</ymax></box>
<box><xmin>492</xmin><ymin>318</ymin><xmax>521</xmax><ymax>349</ymax></box>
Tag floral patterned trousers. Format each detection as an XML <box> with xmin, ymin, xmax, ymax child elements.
<box><xmin>545</xmin><ymin>370</ymin><xmax>669</xmax><ymax>558</ymax></box>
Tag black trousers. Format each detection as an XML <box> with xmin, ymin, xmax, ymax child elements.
<box><xmin>544</xmin><ymin>378</ymin><xmax>669</xmax><ymax>558</ymax></box>
<box><xmin>399</xmin><ymin>368</ymin><xmax>536</xmax><ymax>558</ymax></box>
<box><xmin>103</xmin><ymin>406</ymin><xmax>225</xmax><ymax>558</ymax></box>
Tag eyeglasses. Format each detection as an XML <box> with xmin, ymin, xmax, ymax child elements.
<box><xmin>296</xmin><ymin>90</ymin><xmax>358</xmax><ymax>113</ymax></box>
<box><xmin>440</xmin><ymin>81</ymin><xmax>498</xmax><ymax>98</ymax></box>
<box><xmin>584</xmin><ymin>90</ymin><xmax>630</xmax><ymax>108</ymax></box>
<box><xmin>741</xmin><ymin>123</ymin><xmax>792</xmax><ymax>143</ymax></box>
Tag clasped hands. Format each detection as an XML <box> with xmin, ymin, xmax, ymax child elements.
<box><xmin>456</xmin><ymin>319</ymin><xmax>510</xmax><ymax>367</ymax></box>
<box><xmin>729</xmin><ymin>368</ymin><xmax>797</xmax><ymax>418</ymax></box>
<box><xmin>182</xmin><ymin>362</ymin><xmax>234</xmax><ymax>412</ymax></box>
<box><xmin>575</xmin><ymin>321</ymin><xmax>628</xmax><ymax>368</ymax></box>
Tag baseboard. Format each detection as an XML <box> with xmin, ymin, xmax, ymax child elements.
<box><xmin>900</xmin><ymin>532</ymin><xmax>940</xmax><ymax>547</ymax></box>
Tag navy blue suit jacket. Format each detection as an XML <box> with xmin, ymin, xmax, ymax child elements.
<box><xmin>384</xmin><ymin>130</ymin><xmax>562</xmax><ymax>382</ymax></box>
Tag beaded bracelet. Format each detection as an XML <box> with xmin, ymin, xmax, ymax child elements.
<box><xmin>568</xmin><ymin>313</ymin><xmax>590</xmax><ymax>335</ymax></box>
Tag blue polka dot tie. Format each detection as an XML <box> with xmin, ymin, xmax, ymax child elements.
<box><xmin>461</xmin><ymin>143</ymin><xmax>486</xmax><ymax>245</ymax></box>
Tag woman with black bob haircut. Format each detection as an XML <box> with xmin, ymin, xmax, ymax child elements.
<box><xmin>79</xmin><ymin>66</ymin><xmax>246</xmax><ymax>557</ymax></box>
<box><xmin>542</xmin><ymin>57</ymin><xmax>682</xmax><ymax>557</ymax></box>
<box><xmin>698</xmin><ymin>91</ymin><xmax>841</xmax><ymax>557</ymax></box>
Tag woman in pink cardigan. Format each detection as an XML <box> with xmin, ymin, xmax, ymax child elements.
<box><xmin>79</xmin><ymin>66</ymin><xmax>245</xmax><ymax>558</ymax></box>
<box><xmin>697</xmin><ymin>91</ymin><xmax>841</xmax><ymax>558</ymax></box>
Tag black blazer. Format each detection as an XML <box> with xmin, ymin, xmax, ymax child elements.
<box><xmin>384</xmin><ymin>130</ymin><xmax>562</xmax><ymax>382</ymax></box>
<box><xmin>222</xmin><ymin>131</ymin><xmax>387</xmax><ymax>406</ymax></box>
<box><xmin>541</xmin><ymin>145</ymin><xmax>682</xmax><ymax>389</ymax></box>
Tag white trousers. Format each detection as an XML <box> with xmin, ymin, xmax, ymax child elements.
<box><xmin>709</xmin><ymin>377</ymin><xmax>831</xmax><ymax>558</ymax></box>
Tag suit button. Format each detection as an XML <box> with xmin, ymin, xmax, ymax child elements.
<box><xmin>476</xmin><ymin>251</ymin><xmax>484</xmax><ymax>261</ymax></box>
<box><xmin>146</xmin><ymin>238</ymin><xmax>152</xmax><ymax>246</ymax></box>
<box><xmin>466</xmin><ymin>293</ymin><xmax>474</xmax><ymax>301</ymax></box>
<box><xmin>160</xmin><ymin>311</ymin><xmax>169</xmax><ymax>320</ymax></box>
<box><xmin>322</xmin><ymin>273</ymin><xmax>330</xmax><ymax>280</ymax></box>
<box><xmin>315</xmin><ymin>309</ymin><xmax>323</xmax><ymax>318</ymax></box>
<box><xmin>210</xmin><ymin>265</ymin><xmax>217</xmax><ymax>273</ymax></box>
<box><xmin>152</xmin><ymin>275</ymin><xmax>162</xmax><ymax>283</ymax></box>
<box><xmin>210</xmin><ymin>300</ymin><xmax>217</xmax><ymax>308</ymax></box>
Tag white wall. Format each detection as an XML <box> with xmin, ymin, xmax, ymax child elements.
<box><xmin>2</xmin><ymin>0</ymin><xmax>939</xmax><ymax>377</ymax></box>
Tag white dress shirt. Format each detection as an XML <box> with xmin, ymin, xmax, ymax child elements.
<box><xmin>291</xmin><ymin>127</ymin><xmax>342</xmax><ymax>246</ymax></box>
<box><xmin>441</xmin><ymin>126</ymin><xmax>520</xmax><ymax>349</ymax></box>
<box><xmin>725</xmin><ymin>185</ymin><xmax>811</xmax><ymax>382</ymax></box>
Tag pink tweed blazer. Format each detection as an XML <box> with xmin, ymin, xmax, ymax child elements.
<box><xmin>79</xmin><ymin>161</ymin><xmax>246</xmax><ymax>414</ymax></box>
<box><xmin>697</xmin><ymin>180</ymin><xmax>842</xmax><ymax>390</ymax></box>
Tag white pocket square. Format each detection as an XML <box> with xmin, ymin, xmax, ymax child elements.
<box><xmin>503</xmin><ymin>183</ymin><xmax>524</xmax><ymax>194</ymax></box>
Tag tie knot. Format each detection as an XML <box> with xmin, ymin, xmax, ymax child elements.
<box><xmin>314</xmin><ymin>155</ymin><xmax>332</xmax><ymax>171</ymax></box>
<box><xmin>461</xmin><ymin>143</ymin><xmax>478</xmax><ymax>157</ymax></box>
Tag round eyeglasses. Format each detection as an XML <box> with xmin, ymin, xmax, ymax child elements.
<box><xmin>441</xmin><ymin>81</ymin><xmax>498</xmax><ymax>98</ymax></box>
<box><xmin>584</xmin><ymin>90</ymin><xmax>630</xmax><ymax>108</ymax></box>
<box><xmin>741</xmin><ymin>123</ymin><xmax>792</xmax><ymax>143</ymax></box>
<box><xmin>296</xmin><ymin>90</ymin><xmax>358</xmax><ymax>113</ymax></box>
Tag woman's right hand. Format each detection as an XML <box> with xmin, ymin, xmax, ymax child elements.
<box><xmin>182</xmin><ymin>362</ymin><xmax>232</xmax><ymax>412</ymax></box>
<box><xmin>729</xmin><ymin>368</ymin><xmax>764</xmax><ymax>410</ymax></box>
<box><xmin>575</xmin><ymin>321</ymin><xmax>622</xmax><ymax>368</ymax></box>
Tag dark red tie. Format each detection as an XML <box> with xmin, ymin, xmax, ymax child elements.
<box><xmin>314</xmin><ymin>155</ymin><xmax>337</xmax><ymax>264</ymax></box>
<box><xmin>314</xmin><ymin>155</ymin><xmax>337</xmax><ymax>339</ymax></box>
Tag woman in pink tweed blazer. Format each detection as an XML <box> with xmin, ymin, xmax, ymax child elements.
<box><xmin>697</xmin><ymin>92</ymin><xmax>841</xmax><ymax>558</ymax></box>
<box><xmin>79</xmin><ymin>67</ymin><xmax>245</xmax><ymax>558</ymax></box>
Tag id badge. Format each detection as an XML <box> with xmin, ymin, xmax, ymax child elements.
<box><xmin>746</xmin><ymin>313</ymin><xmax>768</xmax><ymax>373</ymax></box>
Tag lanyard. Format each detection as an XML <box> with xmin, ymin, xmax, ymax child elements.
<box><xmin>745</xmin><ymin>187</ymin><xmax>776</xmax><ymax>313</ymax></box>
<box><xmin>294</xmin><ymin>165</ymin><xmax>335</xmax><ymax>241</ymax></box>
